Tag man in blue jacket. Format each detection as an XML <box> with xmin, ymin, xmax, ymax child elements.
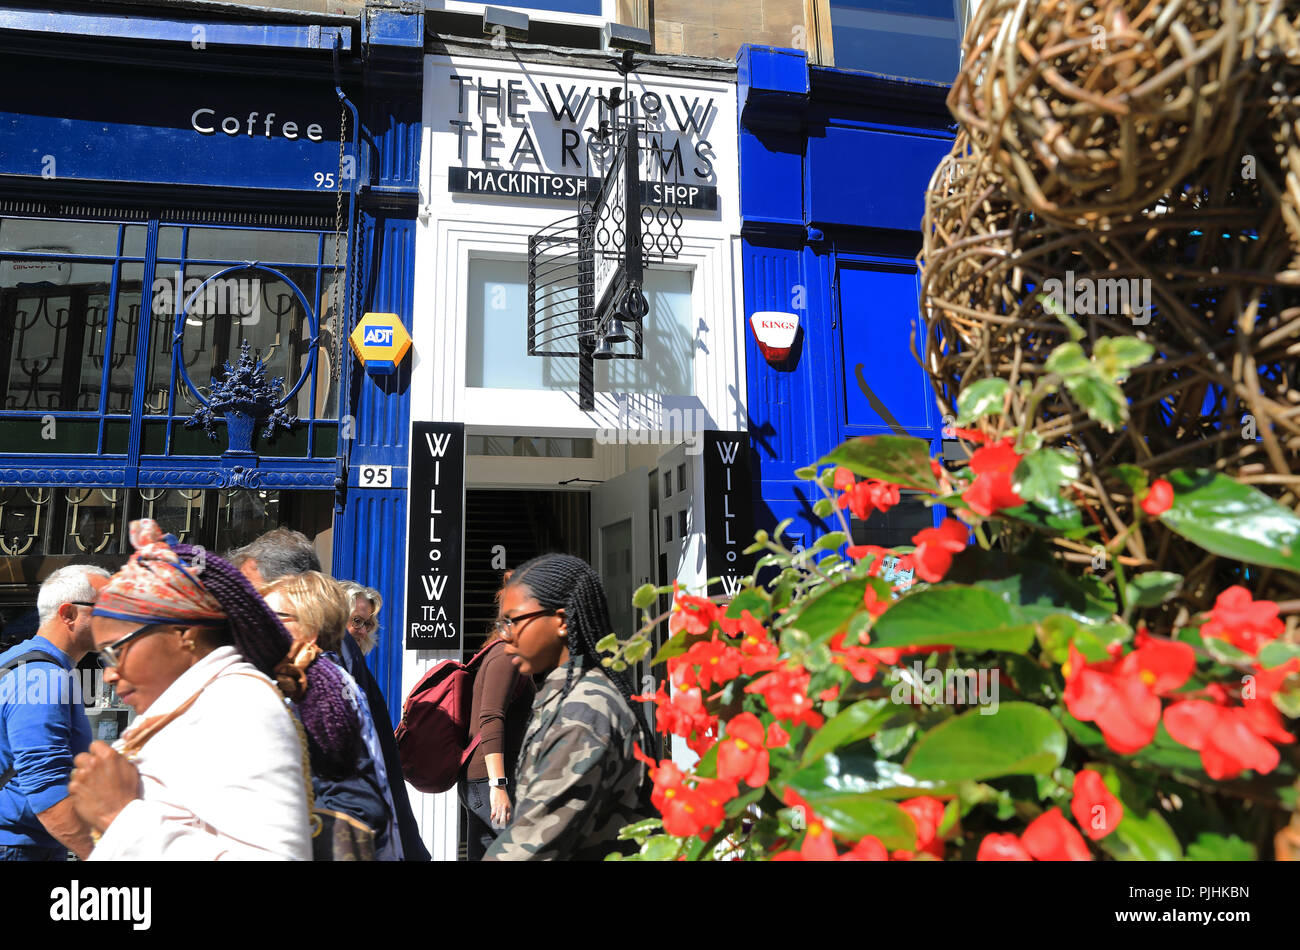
<box><xmin>0</xmin><ymin>565</ymin><xmax>108</xmax><ymax>861</ymax></box>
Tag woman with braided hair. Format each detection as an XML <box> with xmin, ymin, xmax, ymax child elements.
<box><xmin>483</xmin><ymin>553</ymin><xmax>657</xmax><ymax>861</ymax></box>
<box><xmin>65</xmin><ymin>519</ymin><xmax>363</xmax><ymax>860</ymax></box>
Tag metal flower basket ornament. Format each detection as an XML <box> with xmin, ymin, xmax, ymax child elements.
<box><xmin>185</xmin><ymin>340</ymin><xmax>297</xmax><ymax>456</ymax></box>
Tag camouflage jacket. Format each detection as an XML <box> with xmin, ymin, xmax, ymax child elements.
<box><xmin>483</xmin><ymin>657</ymin><xmax>648</xmax><ymax>861</ymax></box>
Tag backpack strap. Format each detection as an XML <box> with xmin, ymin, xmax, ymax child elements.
<box><xmin>0</xmin><ymin>651</ymin><xmax>65</xmax><ymax>792</ymax></box>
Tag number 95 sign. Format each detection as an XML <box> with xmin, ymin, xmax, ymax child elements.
<box><xmin>358</xmin><ymin>465</ymin><xmax>392</xmax><ymax>488</ymax></box>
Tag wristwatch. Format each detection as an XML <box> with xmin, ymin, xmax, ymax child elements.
<box><xmin>488</xmin><ymin>777</ymin><xmax>509</xmax><ymax>788</ymax></box>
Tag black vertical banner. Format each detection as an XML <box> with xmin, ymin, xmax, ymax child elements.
<box><xmin>405</xmin><ymin>421</ymin><xmax>465</xmax><ymax>650</ymax></box>
<box><xmin>703</xmin><ymin>430</ymin><xmax>754</xmax><ymax>598</ymax></box>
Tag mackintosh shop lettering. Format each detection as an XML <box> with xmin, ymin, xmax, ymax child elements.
<box><xmin>405</xmin><ymin>422</ymin><xmax>466</xmax><ymax>649</ymax></box>
<box><xmin>704</xmin><ymin>431</ymin><xmax>754</xmax><ymax>598</ymax></box>
<box><xmin>445</xmin><ymin>72</ymin><xmax>719</xmax><ymax>207</ymax></box>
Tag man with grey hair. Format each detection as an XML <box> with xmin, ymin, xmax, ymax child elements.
<box><xmin>0</xmin><ymin>564</ymin><xmax>108</xmax><ymax>860</ymax></box>
<box><xmin>228</xmin><ymin>527</ymin><xmax>322</xmax><ymax>587</ymax></box>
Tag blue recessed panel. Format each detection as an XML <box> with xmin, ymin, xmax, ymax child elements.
<box><xmin>838</xmin><ymin>262</ymin><xmax>936</xmax><ymax>435</ymax></box>
<box><xmin>807</xmin><ymin>127</ymin><xmax>951</xmax><ymax>231</ymax></box>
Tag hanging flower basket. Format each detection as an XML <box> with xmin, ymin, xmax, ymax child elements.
<box><xmin>184</xmin><ymin>341</ymin><xmax>297</xmax><ymax>456</ymax></box>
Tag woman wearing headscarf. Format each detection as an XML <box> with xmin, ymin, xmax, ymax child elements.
<box><xmin>483</xmin><ymin>554</ymin><xmax>657</xmax><ymax>861</ymax></box>
<box><xmin>66</xmin><ymin>520</ymin><xmax>362</xmax><ymax>860</ymax></box>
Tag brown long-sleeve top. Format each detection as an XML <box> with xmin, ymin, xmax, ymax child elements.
<box><xmin>465</xmin><ymin>640</ymin><xmax>536</xmax><ymax>782</ymax></box>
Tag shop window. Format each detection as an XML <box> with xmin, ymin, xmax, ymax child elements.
<box><xmin>663</xmin><ymin>470</ymin><xmax>672</xmax><ymax>498</ymax></box>
<box><xmin>466</xmin><ymin>257</ymin><xmax>694</xmax><ymax>396</ymax></box>
<box><xmin>849</xmin><ymin>491</ymin><xmax>934</xmax><ymax>548</ymax></box>
<box><xmin>828</xmin><ymin>0</ymin><xmax>963</xmax><ymax>83</ymax></box>
<box><xmin>0</xmin><ymin>214</ymin><xmax>343</xmax><ymax>460</ymax></box>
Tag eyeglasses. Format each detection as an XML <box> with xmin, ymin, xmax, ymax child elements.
<box><xmin>490</xmin><ymin>609</ymin><xmax>556</xmax><ymax>641</ymax></box>
<box><xmin>348</xmin><ymin>616</ymin><xmax>378</xmax><ymax>632</ymax></box>
<box><xmin>96</xmin><ymin>623</ymin><xmax>164</xmax><ymax>669</ymax></box>
<box><xmin>71</xmin><ymin>601</ymin><xmax>95</xmax><ymax>608</ymax></box>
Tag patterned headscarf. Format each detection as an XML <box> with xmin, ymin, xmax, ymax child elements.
<box><xmin>93</xmin><ymin>520</ymin><xmax>225</xmax><ymax>626</ymax></box>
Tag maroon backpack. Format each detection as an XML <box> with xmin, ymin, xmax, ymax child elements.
<box><xmin>395</xmin><ymin>640</ymin><xmax>506</xmax><ymax>794</ymax></box>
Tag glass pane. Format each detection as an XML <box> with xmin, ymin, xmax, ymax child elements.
<box><xmin>830</xmin><ymin>0</ymin><xmax>962</xmax><ymax>84</ymax></box>
<box><xmin>184</xmin><ymin>227</ymin><xmax>320</xmax><ymax>265</ymax></box>
<box><xmin>170</xmin><ymin>264</ymin><xmax>319</xmax><ymax>420</ymax></box>
<box><xmin>0</xmin><ymin>487</ymin><xmax>54</xmax><ymax>556</ymax></box>
<box><xmin>849</xmin><ymin>491</ymin><xmax>934</xmax><ymax>547</ymax></box>
<box><xmin>0</xmin><ymin>218</ymin><xmax>119</xmax><ymax>256</ymax></box>
<box><xmin>0</xmin><ymin>259</ymin><xmax>114</xmax><ymax>411</ymax></box>
<box><xmin>157</xmin><ymin>227</ymin><xmax>184</xmax><ymax>260</ymax></box>
<box><xmin>0</xmin><ymin>419</ymin><xmax>99</xmax><ymax>454</ymax></box>
<box><xmin>215</xmin><ymin>490</ymin><xmax>280</xmax><ymax>553</ymax></box>
<box><xmin>595</xmin><ymin>268</ymin><xmax>693</xmax><ymax>395</ymax></box>
<box><xmin>105</xmin><ymin>263</ymin><xmax>144</xmax><ymax>414</ymax></box>
<box><xmin>136</xmin><ymin>488</ymin><xmax>206</xmax><ymax>544</ymax></box>
<box><xmin>123</xmin><ymin>225</ymin><xmax>148</xmax><ymax>258</ymax></box>
<box><xmin>466</xmin><ymin>257</ymin><xmax>580</xmax><ymax>390</ymax></box>
<box><xmin>61</xmin><ymin>487</ymin><xmax>127</xmax><ymax>555</ymax></box>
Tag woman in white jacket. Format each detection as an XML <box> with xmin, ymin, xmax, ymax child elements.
<box><xmin>67</xmin><ymin>519</ymin><xmax>362</xmax><ymax>860</ymax></box>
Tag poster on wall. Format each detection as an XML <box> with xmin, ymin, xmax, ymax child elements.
<box><xmin>405</xmin><ymin>421</ymin><xmax>465</xmax><ymax>650</ymax></box>
<box><xmin>703</xmin><ymin>430</ymin><xmax>754</xmax><ymax>599</ymax></box>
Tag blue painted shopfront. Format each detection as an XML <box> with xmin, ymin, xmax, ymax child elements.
<box><xmin>0</xmin><ymin>4</ymin><xmax>421</xmax><ymax>721</ymax></box>
<box><xmin>737</xmin><ymin>45</ymin><xmax>955</xmax><ymax>552</ymax></box>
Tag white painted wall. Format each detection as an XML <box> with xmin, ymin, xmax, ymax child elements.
<box><xmin>406</xmin><ymin>51</ymin><xmax>742</xmax><ymax>859</ymax></box>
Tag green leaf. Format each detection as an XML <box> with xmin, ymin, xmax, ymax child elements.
<box><xmin>624</xmin><ymin>638</ymin><xmax>651</xmax><ymax>664</ymax></box>
<box><xmin>1158</xmin><ymin>470</ymin><xmax>1300</xmax><ymax>572</ymax></box>
<box><xmin>1258</xmin><ymin>641</ymin><xmax>1300</xmax><ymax>668</ymax></box>
<box><xmin>723</xmin><ymin>588</ymin><xmax>770</xmax><ymax>620</ymax></box>
<box><xmin>1202</xmin><ymin>631</ymin><xmax>1253</xmax><ymax>667</ymax></box>
<box><xmin>801</xmin><ymin>699</ymin><xmax>894</xmax><ymax>766</ymax></box>
<box><xmin>1185</xmin><ymin>833</ymin><xmax>1256</xmax><ymax>861</ymax></box>
<box><xmin>1126</xmin><ymin>572</ymin><xmax>1183</xmax><ymax>608</ymax></box>
<box><xmin>1094</xmin><ymin>336</ymin><xmax>1155</xmax><ymax>379</ymax></box>
<box><xmin>649</xmin><ymin>629</ymin><xmax>690</xmax><ymax>667</ymax></box>
<box><xmin>813</xmin><ymin>531</ymin><xmax>848</xmax><ymax>553</ymax></box>
<box><xmin>872</xmin><ymin>722</ymin><xmax>917</xmax><ymax>757</ymax></box>
<box><xmin>869</xmin><ymin>584</ymin><xmax>1037</xmax><ymax>653</ymax></box>
<box><xmin>775</xmin><ymin>517</ymin><xmax>794</xmax><ymax>540</ymax></box>
<box><xmin>999</xmin><ymin>498</ymin><xmax>1089</xmax><ymax>537</ymax></box>
<box><xmin>780</xmin><ymin>577</ymin><xmax>866</xmax><ymax>640</ymax></box>
<box><xmin>1012</xmin><ymin>448</ymin><xmax>1079</xmax><ymax>508</ymax></box>
<box><xmin>617</xmin><ymin>818</ymin><xmax>663</xmax><ymax>842</ymax></box>
<box><xmin>955</xmin><ymin>378</ymin><xmax>1010</xmax><ymax>425</ymax></box>
<box><xmin>793</xmin><ymin>465</ymin><xmax>818</xmax><ymax>481</ymax></box>
<box><xmin>632</xmin><ymin>584</ymin><xmax>657</xmax><ymax>609</ymax></box>
<box><xmin>819</xmin><ymin>435</ymin><xmax>939</xmax><ymax>492</ymax></box>
<box><xmin>946</xmin><ymin>548</ymin><xmax>1117</xmax><ymax>624</ymax></box>
<box><xmin>1272</xmin><ymin>672</ymin><xmax>1300</xmax><ymax>718</ymax></box>
<box><xmin>1110</xmin><ymin>464</ymin><xmax>1148</xmax><ymax>495</ymax></box>
<box><xmin>595</xmin><ymin>633</ymin><xmax>619</xmax><ymax>654</ymax></box>
<box><xmin>785</xmin><ymin>758</ymin><xmax>919</xmax><ymax>850</ymax></box>
<box><xmin>639</xmin><ymin>835</ymin><xmax>683</xmax><ymax>861</ymax></box>
<box><xmin>1103</xmin><ymin>805</ymin><xmax>1183</xmax><ymax>862</ymax></box>
<box><xmin>1063</xmin><ymin>374</ymin><xmax>1127</xmax><ymax>431</ymax></box>
<box><xmin>904</xmin><ymin>703</ymin><xmax>1067</xmax><ymax>782</ymax></box>
<box><xmin>813</xmin><ymin>497</ymin><xmax>835</xmax><ymax>518</ymax></box>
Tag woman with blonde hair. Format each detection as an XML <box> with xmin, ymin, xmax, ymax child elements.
<box><xmin>261</xmin><ymin>571</ymin><xmax>398</xmax><ymax>859</ymax></box>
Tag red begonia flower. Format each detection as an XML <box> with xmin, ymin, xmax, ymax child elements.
<box><xmin>892</xmin><ymin>796</ymin><xmax>947</xmax><ymax>860</ymax></box>
<box><xmin>716</xmin><ymin>712</ymin><xmax>770</xmax><ymax>788</ymax></box>
<box><xmin>1116</xmin><ymin>631</ymin><xmax>1196</xmax><ymax>696</ymax></box>
<box><xmin>1020</xmin><ymin>809</ymin><xmax>1092</xmax><ymax>861</ymax></box>
<box><xmin>669</xmin><ymin>590</ymin><xmax>719</xmax><ymax>637</ymax></box>
<box><xmin>766</xmin><ymin>720</ymin><xmax>791</xmax><ymax>749</ymax></box>
<box><xmin>863</xmin><ymin>584</ymin><xmax>891</xmax><ymax>618</ymax></box>
<box><xmin>672</xmin><ymin>637</ymin><xmax>743</xmax><ymax>691</ymax></box>
<box><xmin>745</xmin><ymin>665</ymin><xmax>825</xmax><ymax>729</ymax></box>
<box><xmin>1071</xmin><ymin>770</ymin><xmax>1123</xmax><ymax>841</ymax></box>
<box><xmin>1163</xmin><ymin>699</ymin><xmax>1293</xmax><ymax>780</ymax></box>
<box><xmin>1140</xmin><ymin>478</ymin><xmax>1174</xmax><ymax>517</ymax></box>
<box><xmin>1201</xmin><ymin>586</ymin><xmax>1284</xmax><ymax>656</ymax></box>
<box><xmin>781</xmin><ymin>788</ymin><xmax>838</xmax><ymax>861</ymax></box>
<box><xmin>910</xmin><ymin>517</ymin><xmax>968</xmax><ymax>583</ymax></box>
<box><xmin>834</xmin><ymin>467</ymin><xmax>856</xmax><ymax>492</ymax></box>
<box><xmin>977</xmin><ymin>833</ymin><xmax>1032</xmax><ymax>861</ymax></box>
<box><xmin>838</xmin><ymin>479</ymin><xmax>902</xmax><ymax>522</ymax></box>
<box><xmin>732</xmin><ymin>611</ymin><xmax>781</xmax><ymax>676</ymax></box>
<box><xmin>964</xmin><ymin>438</ymin><xmax>1025</xmax><ymax>516</ymax></box>
<box><xmin>946</xmin><ymin>427</ymin><xmax>989</xmax><ymax>444</ymax></box>
<box><xmin>847</xmin><ymin>544</ymin><xmax>892</xmax><ymax>577</ymax></box>
<box><xmin>1063</xmin><ymin>643</ymin><xmax>1161</xmax><ymax>754</ymax></box>
<box><xmin>839</xmin><ymin>836</ymin><xmax>889</xmax><ymax>861</ymax></box>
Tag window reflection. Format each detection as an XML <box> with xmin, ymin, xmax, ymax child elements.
<box><xmin>830</xmin><ymin>0</ymin><xmax>962</xmax><ymax>83</ymax></box>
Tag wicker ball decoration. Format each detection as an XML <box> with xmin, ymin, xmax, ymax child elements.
<box><xmin>948</xmin><ymin>0</ymin><xmax>1266</xmax><ymax>227</ymax></box>
<box><xmin>918</xmin><ymin>3</ymin><xmax>1300</xmax><ymax>604</ymax></box>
